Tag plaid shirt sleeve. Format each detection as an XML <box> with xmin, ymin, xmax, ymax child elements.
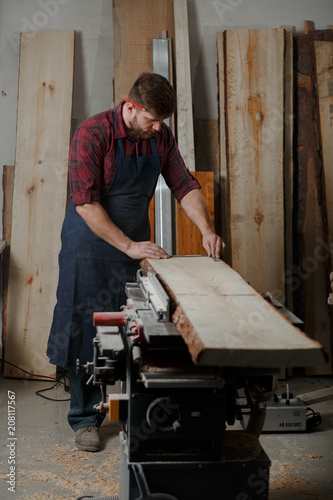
<box><xmin>158</xmin><ymin>124</ymin><xmax>200</xmax><ymax>203</ymax></box>
<box><xmin>68</xmin><ymin>117</ymin><xmax>112</xmax><ymax>206</ymax></box>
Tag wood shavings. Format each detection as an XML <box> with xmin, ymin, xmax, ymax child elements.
<box><xmin>270</xmin><ymin>460</ymin><xmax>310</xmax><ymax>491</ymax></box>
<box><xmin>0</xmin><ymin>437</ymin><xmax>120</xmax><ymax>499</ymax></box>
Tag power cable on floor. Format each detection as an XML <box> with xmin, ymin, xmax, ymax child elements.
<box><xmin>306</xmin><ymin>406</ymin><xmax>322</xmax><ymax>430</ymax></box>
<box><xmin>0</xmin><ymin>358</ymin><xmax>70</xmax><ymax>401</ymax></box>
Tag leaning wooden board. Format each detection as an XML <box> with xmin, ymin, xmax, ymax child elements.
<box><xmin>293</xmin><ymin>30</ymin><xmax>333</xmax><ymax>375</ymax></box>
<box><xmin>174</xmin><ymin>0</ymin><xmax>195</xmax><ymax>171</ymax></box>
<box><xmin>314</xmin><ymin>41</ymin><xmax>333</xmax><ymax>274</ymax></box>
<box><xmin>143</xmin><ymin>257</ymin><xmax>326</xmax><ymax>368</ymax></box>
<box><xmin>113</xmin><ymin>0</ymin><xmax>175</xmax><ymax>104</ymax></box>
<box><xmin>224</xmin><ymin>29</ymin><xmax>285</xmax><ymax>303</ymax></box>
<box><xmin>2</xmin><ymin>165</ymin><xmax>15</xmax><ymax>353</ymax></box>
<box><xmin>4</xmin><ymin>31</ymin><xmax>75</xmax><ymax>379</ymax></box>
<box><xmin>176</xmin><ymin>171</ymin><xmax>214</xmax><ymax>255</ymax></box>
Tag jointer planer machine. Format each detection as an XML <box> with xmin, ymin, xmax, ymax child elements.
<box><xmin>77</xmin><ymin>256</ymin><xmax>326</xmax><ymax>500</ymax></box>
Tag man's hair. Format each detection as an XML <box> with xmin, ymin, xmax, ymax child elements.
<box><xmin>128</xmin><ymin>72</ymin><xmax>176</xmax><ymax>118</ymax></box>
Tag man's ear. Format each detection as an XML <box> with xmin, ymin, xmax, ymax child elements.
<box><xmin>126</xmin><ymin>102</ymin><xmax>135</xmax><ymax>115</ymax></box>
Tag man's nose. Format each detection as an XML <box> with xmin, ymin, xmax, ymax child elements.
<box><xmin>153</xmin><ymin>122</ymin><xmax>162</xmax><ymax>132</ymax></box>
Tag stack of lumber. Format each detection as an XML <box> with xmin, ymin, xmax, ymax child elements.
<box><xmin>3</xmin><ymin>31</ymin><xmax>75</xmax><ymax>379</ymax></box>
<box><xmin>217</xmin><ymin>23</ymin><xmax>333</xmax><ymax>374</ymax></box>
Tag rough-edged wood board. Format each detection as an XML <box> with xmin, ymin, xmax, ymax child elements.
<box><xmin>294</xmin><ymin>31</ymin><xmax>333</xmax><ymax>375</ymax></box>
<box><xmin>225</xmin><ymin>29</ymin><xmax>285</xmax><ymax>302</ymax></box>
<box><xmin>174</xmin><ymin>0</ymin><xmax>195</xmax><ymax>171</ymax></box>
<box><xmin>176</xmin><ymin>171</ymin><xmax>214</xmax><ymax>255</ymax></box>
<box><xmin>216</xmin><ymin>32</ymin><xmax>230</xmax><ymax>265</ymax></box>
<box><xmin>4</xmin><ymin>31</ymin><xmax>75</xmax><ymax>379</ymax></box>
<box><xmin>113</xmin><ymin>0</ymin><xmax>175</xmax><ymax>104</ymax></box>
<box><xmin>297</xmin><ymin>386</ymin><xmax>333</xmax><ymax>406</ymax></box>
<box><xmin>314</xmin><ymin>41</ymin><xmax>333</xmax><ymax>274</ymax></box>
<box><xmin>282</xmin><ymin>27</ymin><xmax>295</xmax><ymax>312</ymax></box>
<box><xmin>2</xmin><ymin>165</ymin><xmax>15</xmax><ymax>351</ymax></box>
<box><xmin>143</xmin><ymin>257</ymin><xmax>326</xmax><ymax>367</ymax></box>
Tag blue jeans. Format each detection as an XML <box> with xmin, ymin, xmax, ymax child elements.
<box><xmin>67</xmin><ymin>367</ymin><xmax>105</xmax><ymax>431</ymax></box>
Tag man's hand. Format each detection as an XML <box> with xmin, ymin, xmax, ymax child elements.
<box><xmin>76</xmin><ymin>202</ymin><xmax>169</xmax><ymax>260</ymax></box>
<box><xmin>126</xmin><ymin>240</ymin><xmax>169</xmax><ymax>260</ymax></box>
<box><xmin>180</xmin><ymin>190</ymin><xmax>226</xmax><ymax>259</ymax></box>
<box><xmin>202</xmin><ymin>231</ymin><xmax>225</xmax><ymax>259</ymax></box>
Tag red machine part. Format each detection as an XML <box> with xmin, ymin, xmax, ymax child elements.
<box><xmin>129</xmin><ymin>318</ymin><xmax>145</xmax><ymax>344</ymax></box>
<box><xmin>93</xmin><ymin>310</ymin><xmax>127</xmax><ymax>327</ymax></box>
<box><xmin>93</xmin><ymin>300</ymin><xmax>145</xmax><ymax>343</ymax></box>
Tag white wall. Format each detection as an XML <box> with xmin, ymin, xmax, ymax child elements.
<box><xmin>188</xmin><ymin>0</ymin><xmax>333</xmax><ymax>119</ymax></box>
<box><xmin>0</xmin><ymin>0</ymin><xmax>114</xmax><ymax>236</ymax></box>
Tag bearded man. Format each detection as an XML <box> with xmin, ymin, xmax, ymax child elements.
<box><xmin>47</xmin><ymin>72</ymin><xmax>224</xmax><ymax>451</ymax></box>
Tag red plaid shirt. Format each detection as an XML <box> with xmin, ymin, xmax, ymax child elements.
<box><xmin>69</xmin><ymin>101</ymin><xmax>200</xmax><ymax>206</ymax></box>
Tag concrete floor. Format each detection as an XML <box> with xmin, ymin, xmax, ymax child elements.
<box><xmin>0</xmin><ymin>373</ymin><xmax>332</xmax><ymax>500</ymax></box>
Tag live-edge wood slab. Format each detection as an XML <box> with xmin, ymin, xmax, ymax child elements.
<box><xmin>143</xmin><ymin>257</ymin><xmax>326</xmax><ymax>368</ymax></box>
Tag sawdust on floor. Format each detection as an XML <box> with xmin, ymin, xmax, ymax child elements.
<box><xmin>1</xmin><ymin>438</ymin><xmax>120</xmax><ymax>499</ymax></box>
<box><xmin>269</xmin><ymin>452</ymin><xmax>330</xmax><ymax>499</ymax></box>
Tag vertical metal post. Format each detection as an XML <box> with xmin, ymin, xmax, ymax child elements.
<box><xmin>153</xmin><ymin>38</ymin><xmax>173</xmax><ymax>255</ymax></box>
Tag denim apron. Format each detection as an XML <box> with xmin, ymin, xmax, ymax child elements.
<box><xmin>47</xmin><ymin>117</ymin><xmax>160</xmax><ymax>367</ymax></box>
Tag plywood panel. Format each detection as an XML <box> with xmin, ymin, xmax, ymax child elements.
<box><xmin>144</xmin><ymin>257</ymin><xmax>326</xmax><ymax>368</ymax></box>
<box><xmin>113</xmin><ymin>0</ymin><xmax>175</xmax><ymax>103</ymax></box>
<box><xmin>225</xmin><ymin>29</ymin><xmax>285</xmax><ymax>302</ymax></box>
<box><xmin>4</xmin><ymin>31</ymin><xmax>75</xmax><ymax>379</ymax></box>
<box><xmin>176</xmin><ymin>171</ymin><xmax>214</xmax><ymax>255</ymax></box>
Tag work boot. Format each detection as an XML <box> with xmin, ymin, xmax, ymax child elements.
<box><xmin>75</xmin><ymin>426</ymin><xmax>101</xmax><ymax>452</ymax></box>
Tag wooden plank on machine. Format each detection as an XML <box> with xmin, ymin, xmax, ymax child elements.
<box><xmin>144</xmin><ymin>257</ymin><xmax>326</xmax><ymax>368</ymax></box>
<box><xmin>314</xmin><ymin>41</ymin><xmax>333</xmax><ymax>274</ymax></box>
<box><xmin>4</xmin><ymin>31</ymin><xmax>75</xmax><ymax>379</ymax></box>
<box><xmin>113</xmin><ymin>0</ymin><xmax>175</xmax><ymax>104</ymax></box>
<box><xmin>176</xmin><ymin>171</ymin><xmax>214</xmax><ymax>255</ymax></box>
<box><xmin>225</xmin><ymin>29</ymin><xmax>285</xmax><ymax>302</ymax></box>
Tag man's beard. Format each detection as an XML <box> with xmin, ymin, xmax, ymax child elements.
<box><xmin>128</xmin><ymin>114</ymin><xmax>154</xmax><ymax>140</ymax></box>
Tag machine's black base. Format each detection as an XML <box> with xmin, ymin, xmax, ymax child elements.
<box><xmin>119</xmin><ymin>432</ymin><xmax>270</xmax><ymax>500</ymax></box>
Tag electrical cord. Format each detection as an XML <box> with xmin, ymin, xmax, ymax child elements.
<box><xmin>0</xmin><ymin>358</ymin><xmax>70</xmax><ymax>401</ymax></box>
<box><xmin>306</xmin><ymin>406</ymin><xmax>322</xmax><ymax>430</ymax></box>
